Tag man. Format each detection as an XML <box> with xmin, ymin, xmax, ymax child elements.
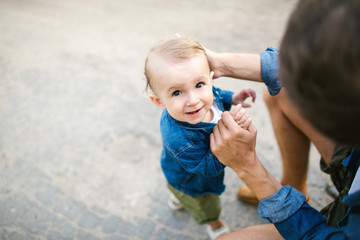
<box><xmin>207</xmin><ymin>0</ymin><xmax>360</xmax><ymax>238</ymax></box>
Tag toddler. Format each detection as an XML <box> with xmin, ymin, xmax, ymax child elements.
<box><xmin>144</xmin><ymin>37</ymin><xmax>255</xmax><ymax>239</ymax></box>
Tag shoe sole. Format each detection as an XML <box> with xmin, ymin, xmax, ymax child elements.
<box><xmin>237</xmin><ymin>195</ymin><xmax>259</xmax><ymax>205</ymax></box>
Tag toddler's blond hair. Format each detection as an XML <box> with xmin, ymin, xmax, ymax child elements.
<box><xmin>144</xmin><ymin>37</ymin><xmax>207</xmax><ymax>91</ymax></box>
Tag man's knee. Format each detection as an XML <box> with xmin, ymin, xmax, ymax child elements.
<box><xmin>263</xmin><ymin>89</ymin><xmax>278</xmax><ymax>109</ymax></box>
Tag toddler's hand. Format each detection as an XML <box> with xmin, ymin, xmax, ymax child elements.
<box><xmin>231</xmin><ymin>88</ymin><xmax>256</xmax><ymax>108</ymax></box>
<box><xmin>230</xmin><ymin>104</ymin><xmax>252</xmax><ymax>130</ymax></box>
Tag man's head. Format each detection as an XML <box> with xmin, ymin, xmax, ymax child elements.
<box><xmin>279</xmin><ymin>0</ymin><xmax>360</xmax><ymax>146</ymax></box>
<box><xmin>144</xmin><ymin>37</ymin><xmax>214</xmax><ymax>124</ymax></box>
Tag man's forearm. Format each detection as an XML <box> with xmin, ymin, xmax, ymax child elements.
<box><xmin>213</xmin><ymin>53</ymin><xmax>262</xmax><ymax>81</ymax></box>
<box><xmin>236</xmin><ymin>154</ymin><xmax>282</xmax><ymax>201</ymax></box>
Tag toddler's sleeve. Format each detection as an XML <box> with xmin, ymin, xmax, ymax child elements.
<box><xmin>213</xmin><ymin>86</ymin><xmax>233</xmax><ymax>111</ymax></box>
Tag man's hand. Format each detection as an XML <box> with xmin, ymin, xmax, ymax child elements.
<box><xmin>204</xmin><ymin>47</ymin><xmax>225</xmax><ymax>79</ymax></box>
<box><xmin>210</xmin><ymin>111</ymin><xmax>282</xmax><ymax>200</ymax></box>
<box><xmin>204</xmin><ymin>46</ymin><xmax>262</xmax><ymax>81</ymax></box>
<box><xmin>210</xmin><ymin>111</ymin><xmax>257</xmax><ymax>173</ymax></box>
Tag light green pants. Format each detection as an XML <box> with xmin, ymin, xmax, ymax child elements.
<box><xmin>168</xmin><ymin>184</ymin><xmax>221</xmax><ymax>224</ymax></box>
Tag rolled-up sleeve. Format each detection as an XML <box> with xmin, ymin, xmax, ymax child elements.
<box><xmin>258</xmin><ymin>185</ymin><xmax>348</xmax><ymax>239</ymax></box>
<box><xmin>260</xmin><ymin>47</ymin><xmax>282</xmax><ymax>96</ymax></box>
<box><xmin>258</xmin><ymin>185</ymin><xmax>305</xmax><ymax>223</ymax></box>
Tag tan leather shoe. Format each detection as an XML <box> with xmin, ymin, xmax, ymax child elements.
<box><xmin>237</xmin><ymin>184</ymin><xmax>311</xmax><ymax>205</ymax></box>
<box><xmin>237</xmin><ymin>185</ymin><xmax>259</xmax><ymax>205</ymax></box>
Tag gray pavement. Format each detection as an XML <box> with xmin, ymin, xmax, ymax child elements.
<box><xmin>0</xmin><ymin>0</ymin><xmax>335</xmax><ymax>239</ymax></box>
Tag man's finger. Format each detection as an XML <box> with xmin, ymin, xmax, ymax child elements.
<box><xmin>216</xmin><ymin>117</ymin><xmax>227</xmax><ymax>136</ymax></box>
<box><xmin>210</xmin><ymin>132</ymin><xmax>216</xmax><ymax>151</ymax></box>
<box><xmin>211</xmin><ymin>124</ymin><xmax>224</xmax><ymax>153</ymax></box>
<box><xmin>248</xmin><ymin>123</ymin><xmax>257</xmax><ymax>136</ymax></box>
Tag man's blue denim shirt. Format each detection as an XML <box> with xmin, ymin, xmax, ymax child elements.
<box><xmin>260</xmin><ymin>47</ymin><xmax>282</xmax><ymax>96</ymax></box>
<box><xmin>160</xmin><ymin>86</ymin><xmax>233</xmax><ymax>196</ymax></box>
<box><xmin>258</xmin><ymin>47</ymin><xmax>360</xmax><ymax>239</ymax></box>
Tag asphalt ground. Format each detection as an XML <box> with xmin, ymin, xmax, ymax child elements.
<box><xmin>0</xmin><ymin>0</ymin><xmax>334</xmax><ymax>239</ymax></box>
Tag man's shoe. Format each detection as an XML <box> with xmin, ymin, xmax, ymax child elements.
<box><xmin>237</xmin><ymin>185</ymin><xmax>259</xmax><ymax>205</ymax></box>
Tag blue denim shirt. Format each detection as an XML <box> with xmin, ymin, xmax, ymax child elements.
<box><xmin>260</xmin><ymin>47</ymin><xmax>282</xmax><ymax>96</ymax></box>
<box><xmin>160</xmin><ymin>86</ymin><xmax>233</xmax><ymax>196</ymax></box>
<box><xmin>258</xmin><ymin>152</ymin><xmax>360</xmax><ymax>239</ymax></box>
<box><xmin>258</xmin><ymin>47</ymin><xmax>360</xmax><ymax>239</ymax></box>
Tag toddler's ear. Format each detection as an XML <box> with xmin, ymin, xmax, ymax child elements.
<box><xmin>149</xmin><ymin>93</ymin><xmax>165</xmax><ymax>109</ymax></box>
<box><xmin>210</xmin><ymin>71</ymin><xmax>214</xmax><ymax>80</ymax></box>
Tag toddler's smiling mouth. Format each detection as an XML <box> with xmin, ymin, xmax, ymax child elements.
<box><xmin>186</xmin><ymin>108</ymin><xmax>201</xmax><ymax>115</ymax></box>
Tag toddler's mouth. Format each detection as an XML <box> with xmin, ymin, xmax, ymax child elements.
<box><xmin>186</xmin><ymin>108</ymin><xmax>201</xmax><ymax>115</ymax></box>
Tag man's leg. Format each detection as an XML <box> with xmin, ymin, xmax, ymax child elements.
<box><xmin>263</xmin><ymin>89</ymin><xmax>335</xmax><ymax>195</ymax></box>
<box><xmin>217</xmin><ymin>224</ymin><xmax>283</xmax><ymax>240</ymax></box>
<box><xmin>239</xmin><ymin>89</ymin><xmax>335</xmax><ymax>202</ymax></box>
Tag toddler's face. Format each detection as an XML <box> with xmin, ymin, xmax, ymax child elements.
<box><xmin>150</xmin><ymin>54</ymin><xmax>214</xmax><ymax>124</ymax></box>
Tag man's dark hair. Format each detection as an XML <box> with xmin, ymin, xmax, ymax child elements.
<box><xmin>279</xmin><ymin>0</ymin><xmax>360</xmax><ymax>146</ymax></box>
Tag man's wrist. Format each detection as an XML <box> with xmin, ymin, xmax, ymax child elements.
<box><xmin>236</xmin><ymin>155</ymin><xmax>282</xmax><ymax>201</ymax></box>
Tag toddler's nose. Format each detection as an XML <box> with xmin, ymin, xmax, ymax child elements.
<box><xmin>186</xmin><ymin>92</ymin><xmax>199</xmax><ymax>106</ymax></box>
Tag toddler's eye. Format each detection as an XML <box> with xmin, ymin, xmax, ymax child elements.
<box><xmin>172</xmin><ymin>90</ymin><xmax>181</xmax><ymax>96</ymax></box>
<box><xmin>196</xmin><ymin>82</ymin><xmax>204</xmax><ymax>88</ymax></box>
